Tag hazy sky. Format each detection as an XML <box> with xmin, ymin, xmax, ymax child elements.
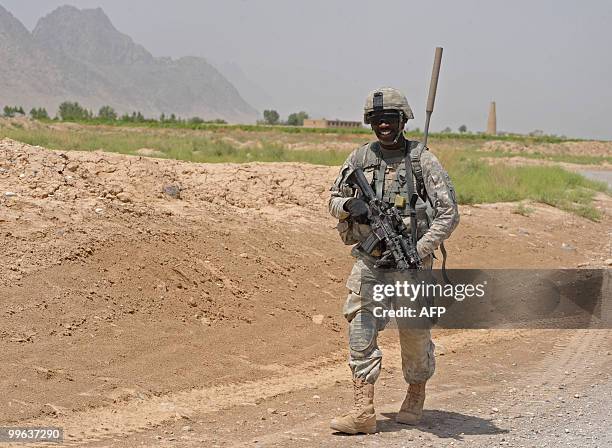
<box><xmin>3</xmin><ymin>0</ymin><xmax>612</xmax><ymax>139</ymax></box>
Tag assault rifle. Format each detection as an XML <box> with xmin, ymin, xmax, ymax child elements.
<box><xmin>348</xmin><ymin>168</ymin><xmax>422</xmax><ymax>270</ymax></box>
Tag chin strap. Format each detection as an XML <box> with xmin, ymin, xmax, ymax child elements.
<box><xmin>391</xmin><ymin>111</ymin><xmax>405</xmax><ymax>145</ymax></box>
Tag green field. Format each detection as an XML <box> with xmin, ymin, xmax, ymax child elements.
<box><xmin>1</xmin><ymin>120</ymin><xmax>608</xmax><ymax>220</ymax></box>
<box><xmin>30</xmin><ymin>117</ymin><xmax>580</xmax><ymax>143</ymax></box>
<box><xmin>439</xmin><ymin>151</ymin><xmax>608</xmax><ymax>220</ymax></box>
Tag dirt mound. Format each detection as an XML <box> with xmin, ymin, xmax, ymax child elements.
<box><xmin>0</xmin><ymin>138</ymin><xmax>349</xmax><ymax>424</ymax></box>
<box><xmin>482</xmin><ymin>140</ymin><xmax>612</xmax><ymax>157</ymax></box>
<box><xmin>135</xmin><ymin>148</ymin><xmax>165</xmax><ymax>158</ymax></box>
<box><xmin>0</xmin><ymin>137</ymin><xmax>338</xmax><ymax>285</ymax></box>
<box><xmin>483</xmin><ymin>155</ymin><xmax>612</xmax><ymax>171</ymax></box>
<box><xmin>0</xmin><ymin>116</ymin><xmax>45</xmax><ymax>130</ymax></box>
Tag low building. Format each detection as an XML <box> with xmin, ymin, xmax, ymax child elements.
<box><xmin>303</xmin><ymin>118</ymin><xmax>362</xmax><ymax>129</ymax></box>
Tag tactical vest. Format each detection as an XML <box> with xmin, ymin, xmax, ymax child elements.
<box><xmin>352</xmin><ymin>140</ymin><xmax>434</xmax><ymax>237</ymax></box>
<box><xmin>338</xmin><ymin>139</ymin><xmax>451</xmax><ymax>277</ymax></box>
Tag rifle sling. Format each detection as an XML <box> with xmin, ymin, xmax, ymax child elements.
<box><xmin>407</xmin><ymin>142</ymin><xmax>452</xmax><ymax>284</ymax></box>
<box><xmin>403</xmin><ymin>142</ymin><xmax>419</xmax><ymax>254</ymax></box>
<box><xmin>375</xmin><ymin>159</ymin><xmax>386</xmax><ymax>201</ymax></box>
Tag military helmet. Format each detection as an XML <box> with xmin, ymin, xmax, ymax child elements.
<box><xmin>363</xmin><ymin>87</ymin><xmax>414</xmax><ymax>124</ymax></box>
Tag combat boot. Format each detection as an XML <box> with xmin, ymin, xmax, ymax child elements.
<box><xmin>330</xmin><ymin>378</ymin><xmax>376</xmax><ymax>434</ymax></box>
<box><xmin>396</xmin><ymin>381</ymin><xmax>426</xmax><ymax>425</ymax></box>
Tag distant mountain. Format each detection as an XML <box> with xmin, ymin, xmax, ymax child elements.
<box><xmin>215</xmin><ymin>61</ymin><xmax>274</xmax><ymax>112</ymax></box>
<box><xmin>0</xmin><ymin>5</ymin><xmax>68</xmax><ymax>108</ymax></box>
<box><xmin>0</xmin><ymin>5</ymin><xmax>257</xmax><ymax>122</ymax></box>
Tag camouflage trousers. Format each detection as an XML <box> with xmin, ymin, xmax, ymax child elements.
<box><xmin>343</xmin><ymin>257</ymin><xmax>435</xmax><ymax>385</ymax></box>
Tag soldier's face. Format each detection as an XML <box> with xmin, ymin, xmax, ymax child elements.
<box><xmin>370</xmin><ymin>111</ymin><xmax>405</xmax><ymax>145</ymax></box>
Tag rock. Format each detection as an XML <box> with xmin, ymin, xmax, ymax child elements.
<box><xmin>312</xmin><ymin>314</ymin><xmax>324</xmax><ymax>325</ymax></box>
<box><xmin>267</xmin><ymin>408</ymin><xmax>277</xmax><ymax>414</ymax></box>
<box><xmin>577</xmin><ymin>262</ymin><xmax>588</xmax><ymax>267</ymax></box>
<box><xmin>181</xmin><ymin>425</ymin><xmax>192</xmax><ymax>432</ymax></box>
<box><xmin>561</xmin><ymin>243</ymin><xmax>576</xmax><ymax>251</ymax></box>
<box><xmin>108</xmin><ymin>185</ymin><xmax>123</xmax><ymax>195</ymax></box>
<box><xmin>492</xmin><ymin>407</ymin><xmax>499</xmax><ymax>413</ymax></box>
<box><xmin>187</xmin><ymin>298</ymin><xmax>198</xmax><ymax>307</ymax></box>
<box><xmin>496</xmin><ymin>224</ymin><xmax>505</xmax><ymax>229</ymax></box>
<box><xmin>163</xmin><ymin>184</ymin><xmax>181</xmax><ymax>199</ymax></box>
<box><xmin>94</xmin><ymin>207</ymin><xmax>104</xmax><ymax>214</ymax></box>
<box><xmin>239</xmin><ymin>253</ymin><xmax>248</xmax><ymax>258</ymax></box>
<box><xmin>517</xmin><ymin>227</ymin><xmax>529</xmax><ymax>235</ymax></box>
<box><xmin>116</xmin><ymin>192</ymin><xmax>132</xmax><ymax>203</ymax></box>
<box><xmin>605</xmin><ymin>259</ymin><xmax>612</xmax><ymax>266</ymax></box>
<box><xmin>201</xmin><ymin>317</ymin><xmax>211</xmax><ymax>326</ymax></box>
<box><xmin>4</xmin><ymin>191</ymin><xmax>17</xmax><ymax>197</ymax></box>
<box><xmin>42</xmin><ymin>403</ymin><xmax>66</xmax><ymax>416</ymax></box>
<box><xmin>312</xmin><ymin>395</ymin><xmax>320</xmax><ymax>400</ymax></box>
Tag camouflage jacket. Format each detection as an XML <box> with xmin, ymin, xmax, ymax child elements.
<box><xmin>329</xmin><ymin>140</ymin><xmax>460</xmax><ymax>259</ymax></box>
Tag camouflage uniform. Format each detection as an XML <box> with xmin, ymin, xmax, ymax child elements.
<box><xmin>329</xmin><ymin>139</ymin><xmax>459</xmax><ymax>385</ymax></box>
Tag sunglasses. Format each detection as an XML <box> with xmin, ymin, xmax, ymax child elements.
<box><xmin>368</xmin><ymin>112</ymin><xmax>401</xmax><ymax>126</ymax></box>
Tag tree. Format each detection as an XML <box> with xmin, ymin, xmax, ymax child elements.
<box><xmin>30</xmin><ymin>107</ymin><xmax>49</xmax><ymax>120</ymax></box>
<box><xmin>458</xmin><ymin>124</ymin><xmax>467</xmax><ymax>133</ymax></box>
<box><xmin>442</xmin><ymin>126</ymin><xmax>452</xmax><ymax>133</ymax></box>
<box><xmin>3</xmin><ymin>105</ymin><xmax>25</xmax><ymax>117</ymax></box>
<box><xmin>58</xmin><ymin>101</ymin><xmax>91</xmax><ymax>121</ymax></box>
<box><xmin>98</xmin><ymin>105</ymin><xmax>117</xmax><ymax>121</ymax></box>
<box><xmin>263</xmin><ymin>109</ymin><xmax>280</xmax><ymax>125</ymax></box>
<box><xmin>286</xmin><ymin>111</ymin><xmax>309</xmax><ymax>126</ymax></box>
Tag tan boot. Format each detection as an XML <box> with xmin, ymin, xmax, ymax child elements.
<box><xmin>330</xmin><ymin>378</ymin><xmax>376</xmax><ymax>434</ymax></box>
<box><xmin>396</xmin><ymin>382</ymin><xmax>426</xmax><ymax>425</ymax></box>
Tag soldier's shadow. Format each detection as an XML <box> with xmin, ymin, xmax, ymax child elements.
<box><xmin>377</xmin><ymin>410</ymin><xmax>509</xmax><ymax>440</ymax></box>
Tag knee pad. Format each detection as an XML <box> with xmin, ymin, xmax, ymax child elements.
<box><xmin>349</xmin><ymin>310</ymin><xmax>377</xmax><ymax>355</ymax></box>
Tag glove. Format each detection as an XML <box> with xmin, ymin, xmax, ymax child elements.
<box><xmin>344</xmin><ymin>198</ymin><xmax>369</xmax><ymax>223</ymax></box>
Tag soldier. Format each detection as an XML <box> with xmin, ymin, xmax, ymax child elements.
<box><xmin>329</xmin><ymin>87</ymin><xmax>459</xmax><ymax>434</ymax></box>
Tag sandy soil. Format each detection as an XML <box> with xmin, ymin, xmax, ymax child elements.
<box><xmin>483</xmin><ymin>155</ymin><xmax>612</xmax><ymax>172</ymax></box>
<box><xmin>0</xmin><ymin>138</ymin><xmax>610</xmax><ymax>447</ymax></box>
<box><xmin>482</xmin><ymin>140</ymin><xmax>612</xmax><ymax>158</ymax></box>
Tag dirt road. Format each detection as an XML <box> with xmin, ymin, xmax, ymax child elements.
<box><xmin>0</xmin><ymin>138</ymin><xmax>610</xmax><ymax>447</ymax></box>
